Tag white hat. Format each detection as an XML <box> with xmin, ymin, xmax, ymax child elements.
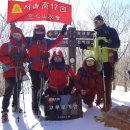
<box><xmin>86</xmin><ymin>57</ymin><xmax>95</xmax><ymax>61</ymax></box>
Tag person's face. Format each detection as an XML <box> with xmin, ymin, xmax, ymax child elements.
<box><xmin>86</xmin><ymin>60</ymin><xmax>95</xmax><ymax>67</ymax></box>
<box><xmin>93</xmin><ymin>20</ymin><xmax>103</xmax><ymax>28</ymax></box>
<box><xmin>54</xmin><ymin>56</ymin><xmax>62</xmax><ymax>62</ymax></box>
<box><xmin>12</xmin><ymin>33</ymin><xmax>22</xmax><ymax>40</ymax></box>
<box><xmin>35</xmin><ymin>28</ymin><xmax>45</xmax><ymax>35</ymax></box>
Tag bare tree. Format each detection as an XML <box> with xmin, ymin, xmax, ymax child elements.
<box><xmin>0</xmin><ymin>13</ymin><xmax>9</xmax><ymax>44</ymax></box>
<box><xmin>79</xmin><ymin>0</ymin><xmax>130</xmax><ymax>90</ymax></box>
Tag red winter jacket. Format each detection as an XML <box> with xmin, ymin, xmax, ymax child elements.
<box><xmin>26</xmin><ymin>34</ymin><xmax>64</xmax><ymax>71</ymax></box>
<box><xmin>48</xmin><ymin>65</ymin><xmax>75</xmax><ymax>92</ymax></box>
<box><xmin>75</xmin><ymin>62</ymin><xmax>103</xmax><ymax>100</ymax></box>
<box><xmin>0</xmin><ymin>39</ymin><xmax>28</xmax><ymax>78</ymax></box>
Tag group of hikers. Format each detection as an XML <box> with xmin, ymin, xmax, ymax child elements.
<box><xmin>0</xmin><ymin>15</ymin><xmax>120</xmax><ymax>123</ymax></box>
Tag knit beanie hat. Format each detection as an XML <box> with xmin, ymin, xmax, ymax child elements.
<box><xmin>94</xmin><ymin>15</ymin><xmax>104</xmax><ymax>21</ymax></box>
<box><xmin>10</xmin><ymin>26</ymin><xmax>24</xmax><ymax>39</ymax></box>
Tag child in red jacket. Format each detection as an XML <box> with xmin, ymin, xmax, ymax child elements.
<box><xmin>73</xmin><ymin>57</ymin><xmax>103</xmax><ymax>108</ymax></box>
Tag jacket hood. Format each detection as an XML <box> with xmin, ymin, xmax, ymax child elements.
<box><xmin>10</xmin><ymin>25</ymin><xmax>25</xmax><ymax>45</ymax></box>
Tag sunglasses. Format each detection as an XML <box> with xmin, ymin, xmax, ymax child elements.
<box><xmin>93</xmin><ymin>20</ymin><xmax>99</xmax><ymax>24</ymax></box>
<box><xmin>35</xmin><ymin>29</ymin><xmax>44</xmax><ymax>32</ymax></box>
<box><xmin>12</xmin><ymin>33</ymin><xmax>22</xmax><ymax>39</ymax></box>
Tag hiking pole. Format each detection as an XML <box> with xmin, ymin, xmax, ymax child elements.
<box><xmin>19</xmin><ymin>50</ymin><xmax>26</xmax><ymax>116</ymax></box>
<box><xmin>15</xmin><ymin>46</ymin><xmax>23</xmax><ymax>122</ymax></box>
<box><xmin>21</xmin><ymin>75</ymin><xmax>26</xmax><ymax>115</ymax></box>
<box><xmin>100</xmin><ymin>47</ymin><xmax>107</xmax><ymax>112</ymax></box>
<box><xmin>38</xmin><ymin>50</ymin><xmax>45</xmax><ymax>117</ymax></box>
<box><xmin>82</xmin><ymin>49</ymin><xmax>84</xmax><ymax>62</ymax></box>
<box><xmin>15</xmin><ymin>52</ymin><xmax>20</xmax><ymax>122</ymax></box>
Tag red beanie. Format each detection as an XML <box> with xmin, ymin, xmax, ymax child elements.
<box><xmin>10</xmin><ymin>25</ymin><xmax>25</xmax><ymax>45</ymax></box>
<box><xmin>10</xmin><ymin>26</ymin><xmax>23</xmax><ymax>38</ymax></box>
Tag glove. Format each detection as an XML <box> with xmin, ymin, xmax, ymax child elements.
<box><xmin>98</xmin><ymin>39</ymin><xmax>108</xmax><ymax>47</ymax></box>
<box><xmin>79</xmin><ymin>43</ymin><xmax>88</xmax><ymax>49</ymax></box>
<box><xmin>60</xmin><ymin>24</ymin><xmax>67</xmax><ymax>35</ymax></box>
<box><xmin>81</xmin><ymin>89</ymin><xmax>89</xmax><ymax>95</ymax></box>
<box><xmin>128</xmin><ymin>71</ymin><xmax>130</xmax><ymax>79</ymax></box>
<box><xmin>40</xmin><ymin>51</ymin><xmax>50</xmax><ymax>59</ymax></box>
<box><xmin>44</xmin><ymin>52</ymin><xmax>50</xmax><ymax>58</ymax></box>
<box><xmin>11</xmin><ymin>54</ymin><xmax>24</xmax><ymax>61</ymax></box>
<box><xmin>71</xmin><ymin>87</ymin><xmax>76</xmax><ymax>94</ymax></box>
<box><xmin>39</xmin><ymin>71</ymin><xmax>44</xmax><ymax>78</ymax></box>
<box><xmin>96</xmin><ymin>98</ymin><xmax>102</xmax><ymax>106</ymax></box>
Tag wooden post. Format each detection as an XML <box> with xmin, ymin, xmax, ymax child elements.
<box><xmin>47</xmin><ymin>27</ymin><xmax>94</xmax><ymax>71</ymax></box>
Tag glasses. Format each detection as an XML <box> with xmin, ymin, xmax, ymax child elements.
<box><xmin>12</xmin><ymin>33</ymin><xmax>22</xmax><ymax>39</ymax></box>
<box><xmin>35</xmin><ymin>29</ymin><xmax>44</xmax><ymax>32</ymax></box>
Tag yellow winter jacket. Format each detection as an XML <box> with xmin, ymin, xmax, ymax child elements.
<box><xmin>87</xmin><ymin>37</ymin><xmax>118</xmax><ymax>62</ymax></box>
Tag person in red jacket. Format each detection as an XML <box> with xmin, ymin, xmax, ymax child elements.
<box><xmin>73</xmin><ymin>57</ymin><xmax>103</xmax><ymax>108</ymax></box>
<box><xmin>44</xmin><ymin>50</ymin><xmax>75</xmax><ymax>95</ymax></box>
<box><xmin>0</xmin><ymin>24</ymin><xmax>28</xmax><ymax>123</ymax></box>
<box><xmin>25</xmin><ymin>24</ymin><xmax>67</xmax><ymax>115</ymax></box>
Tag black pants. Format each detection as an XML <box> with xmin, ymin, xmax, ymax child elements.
<box><xmin>103</xmin><ymin>62</ymin><xmax>113</xmax><ymax>106</ymax></box>
<box><xmin>29</xmin><ymin>69</ymin><xmax>43</xmax><ymax>110</ymax></box>
<box><xmin>103</xmin><ymin>62</ymin><xmax>113</xmax><ymax>79</ymax></box>
<box><xmin>2</xmin><ymin>77</ymin><xmax>21</xmax><ymax>113</ymax></box>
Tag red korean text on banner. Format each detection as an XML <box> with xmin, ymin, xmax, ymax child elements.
<box><xmin>7</xmin><ymin>0</ymin><xmax>72</xmax><ymax>24</ymax></box>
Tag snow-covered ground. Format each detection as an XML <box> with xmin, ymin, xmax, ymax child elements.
<box><xmin>0</xmin><ymin>81</ymin><xmax>130</xmax><ymax>130</ymax></box>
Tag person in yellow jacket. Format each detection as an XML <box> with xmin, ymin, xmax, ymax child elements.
<box><xmin>80</xmin><ymin>15</ymin><xmax>120</xmax><ymax>111</ymax></box>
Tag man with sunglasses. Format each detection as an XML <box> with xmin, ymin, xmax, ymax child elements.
<box><xmin>80</xmin><ymin>15</ymin><xmax>120</xmax><ymax>111</ymax></box>
<box><xmin>25</xmin><ymin>24</ymin><xmax>67</xmax><ymax>115</ymax></box>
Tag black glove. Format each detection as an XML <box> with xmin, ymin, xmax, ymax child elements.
<box><xmin>11</xmin><ymin>54</ymin><xmax>24</xmax><ymax>61</ymax></box>
<box><xmin>96</xmin><ymin>98</ymin><xmax>101</xmax><ymax>106</ymax></box>
<box><xmin>128</xmin><ymin>71</ymin><xmax>130</xmax><ymax>75</ymax></box>
<box><xmin>98</xmin><ymin>39</ymin><xmax>108</xmax><ymax>47</ymax></box>
<box><xmin>60</xmin><ymin>24</ymin><xmax>67</xmax><ymax>35</ymax></box>
<box><xmin>79</xmin><ymin>43</ymin><xmax>88</xmax><ymax>49</ymax></box>
<box><xmin>40</xmin><ymin>51</ymin><xmax>50</xmax><ymax>59</ymax></box>
<box><xmin>39</xmin><ymin>71</ymin><xmax>44</xmax><ymax>78</ymax></box>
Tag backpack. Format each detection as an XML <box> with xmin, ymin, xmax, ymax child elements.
<box><xmin>79</xmin><ymin>67</ymin><xmax>98</xmax><ymax>80</ymax></box>
<box><xmin>48</xmin><ymin>64</ymin><xmax>70</xmax><ymax>76</ymax></box>
<box><xmin>28</xmin><ymin>37</ymin><xmax>47</xmax><ymax>48</ymax></box>
<box><xmin>2</xmin><ymin>42</ymin><xmax>25</xmax><ymax>71</ymax></box>
<box><xmin>7</xmin><ymin>42</ymin><xmax>25</xmax><ymax>54</ymax></box>
<box><xmin>48</xmin><ymin>64</ymin><xmax>72</xmax><ymax>87</ymax></box>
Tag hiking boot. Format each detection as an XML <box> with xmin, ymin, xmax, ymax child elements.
<box><xmin>12</xmin><ymin>106</ymin><xmax>23</xmax><ymax>113</ymax></box>
<box><xmin>88</xmin><ymin>103</ymin><xmax>93</xmax><ymax>108</ymax></box>
<box><xmin>32</xmin><ymin>109</ymin><xmax>41</xmax><ymax>116</ymax></box>
<box><xmin>83</xmin><ymin>99</ymin><xmax>93</xmax><ymax>108</ymax></box>
<box><xmin>101</xmin><ymin>103</ymin><xmax>112</xmax><ymax>112</ymax></box>
<box><xmin>1</xmin><ymin>112</ymin><xmax>8</xmax><ymax>123</ymax></box>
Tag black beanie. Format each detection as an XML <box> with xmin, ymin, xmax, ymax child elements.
<box><xmin>94</xmin><ymin>15</ymin><xmax>104</xmax><ymax>21</ymax></box>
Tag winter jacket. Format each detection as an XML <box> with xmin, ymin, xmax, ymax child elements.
<box><xmin>25</xmin><ymin>34</ymin><xmax>64</xmax><ymax>71</ymax></box>
<box><xmin>48</xmin><ymin>64</ymin><xmax>75</xmax><ymax>92</ymax></box>
<box><xmin>88</xmin><ymin>24</ymin><xmax>120</xmax><ymax>62</ymax></box>
<box><xmin>75</xmin><ymin>61</ymin><xmax>103</xmax><ymax>100</ymax></box>
<box><xmin>0</xmin><ymin>38</ymin><xmax>28</xmax><ymax>78</ymax></box>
